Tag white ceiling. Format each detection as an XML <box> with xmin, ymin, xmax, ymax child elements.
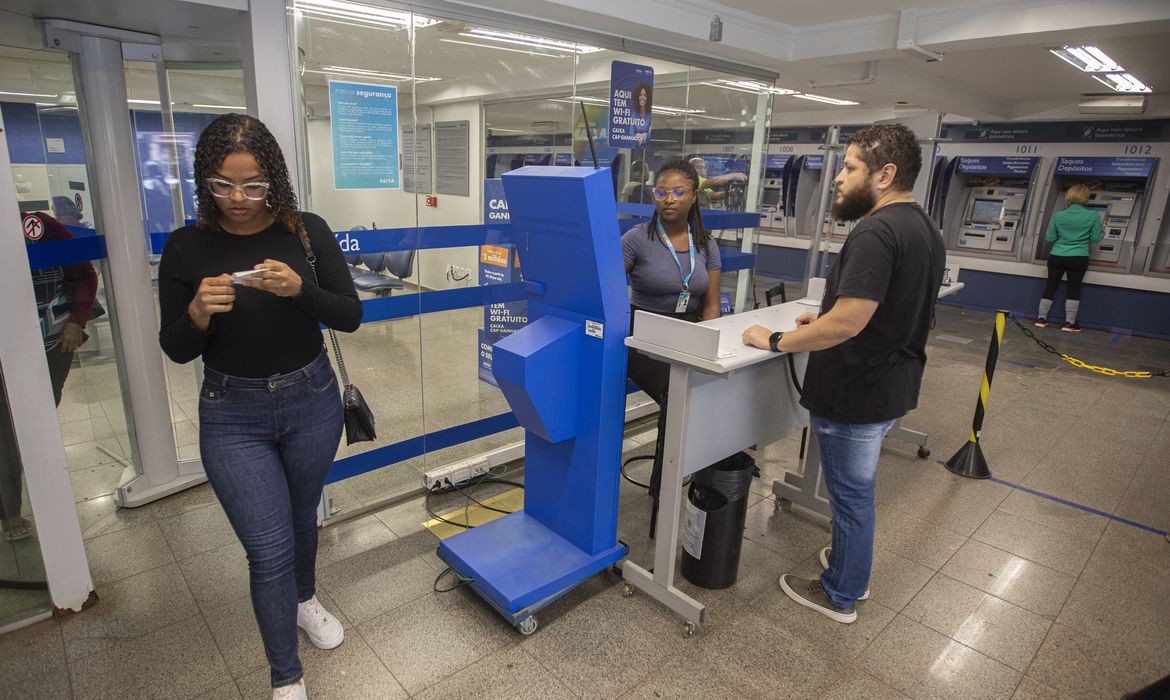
<box><xmin>0</xmin><ymin>0</ymin><xmax>1167</xmax><ymax>127</ymax></box>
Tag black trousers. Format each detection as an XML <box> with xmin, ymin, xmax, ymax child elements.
<box><xmin>626</xmin><ymin>306</ymin><xmax>699</xmax><ymax>500</ymax></box>
<box><xmin>0</xmin><ymin>347</ymin><xmax>74</xmax><ymax>521</ymax></box>
<box><xmin>1042</xmin><ymin>254</ymin><xmax>1089</xmax><ymax>301</ymax></box>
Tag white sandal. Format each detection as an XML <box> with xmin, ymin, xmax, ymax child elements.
<box><xmin>2</xmin><ymin>518</ymin><xmax>33</xmax><ymax>541</ymax></box>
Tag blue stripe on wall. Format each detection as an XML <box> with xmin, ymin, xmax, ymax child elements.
<box><xmin>326</xmin><ymin>412</ymin><xmax>521</xmax><ymax>484</ymax></box>
<box><xmin>25</xmin><ymin>235</ymin><xmax>107</xmax><ymax>270</ymax></box>
<box><xmin>945</xmin><ymin>267</ymin><xmax>1170</xmax><ymax>339</ymax></box>
<box><xmin>360</xmin><ymin>283</ymin><xmax>528</xmax><ymax>323</ymax></box>
<box><xmin>754</xmin><ymin>244</ymin><xmax>1170</xmax><ymax>338</ymax></box>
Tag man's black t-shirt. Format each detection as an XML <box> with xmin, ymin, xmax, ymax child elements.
<box><xmin>800</xmin><ymin>202</ymin><xmax>945</xmax><ymax>423</ymax></box>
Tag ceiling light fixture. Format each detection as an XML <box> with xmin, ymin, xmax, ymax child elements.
<box><xmin>461</xmin><ymin>28</ymin><xmax>602</xmax><ymax>54</ymax></box>
<box><xmin>302</xmin><ymin>65</ymin><xmax>440</xmax><ymax>82</ymax></box>
<box><xmin>551</xmin><ymin>96</ymin><xmax>609</xmax><ymax>105</ymax></box>
<box><xmin>703</xmin><ymin>79</ymin><xmax>797</xmax><ymax>96</ymax></box>
<box><xmin>652</xmin><ymin>105</ymin><xmax>706</xmax><ymax>115</ymax></box>
<box><xmin>1048</xmin><ymin>45</ymin><xmax>1151</xmax><ymax>93</ymax></box>
<box><xmin>0</xmin><ymin>90</ymin><xmax>59</xmax><ymax>99</ymax></box>
<box><xmin>127</xmin><ymin>98</ymin><xmax>161</xmax><ymax>105</ymax></box>
<box><xmin>191</xmin><ymin>103</ymin><xmax>248</xmax><ymax>111</ymax></box>
<box><xmin>438</xmin><ymin>38</ymin><xmax>566</xmax><ymax>59</ymax></box>
<box><xmin>792</xmin><ymin>93</ymin><xmax>860</xmax><ymax>105</ymax></box>
<box><xmin>1049</xmin><ymin>45</ymin><xmax>1124</xmax><ymax>73</ymax></box>
<box><xmin>701</xmin><ymin>80</ymin><xmax>857</xmax><ymax>105</ymax></box>
<box><xmin>1091</xmin><ymin>73</ymin><xmax>1152</xmax><ymax>93</ymax></box>
<box><xmin>295</xmin><ymin>0</ymin><xmax>439</xmax><ymax>29</ymax></box>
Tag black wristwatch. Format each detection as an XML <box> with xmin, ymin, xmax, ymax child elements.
<box><xmin>768</xmin><ymin>331</ymin><xmax>784</xmax><ymax>353</ymax></box>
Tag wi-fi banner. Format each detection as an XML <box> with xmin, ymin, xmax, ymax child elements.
<box><xmin>608</xmin><ymin>60</ymin><xmax>654</xmax><ymax>149</ymax></box>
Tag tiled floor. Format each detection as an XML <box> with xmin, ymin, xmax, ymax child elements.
<box><xmin>3</xmin><ymin>285</ymin><xmax>1170</xmax><ymax>698</ymax></box>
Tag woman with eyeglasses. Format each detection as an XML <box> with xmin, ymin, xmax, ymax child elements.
<box><xmin>622</xmin><ymin>158</ymin><xmax>721</xmax><ymax>533</ymax></box>
<box><xmin>158</xmin><ymin>114</ymin><xmax>360</xmax><ymax>700</ymax></box>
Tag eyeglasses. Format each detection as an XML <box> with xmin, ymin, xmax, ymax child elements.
<box><xmin>206</xmin><ymin>178</ymin><xmax>271</xmax><ymax>201</ymax></box>
<box><xmin>652</xmin><ymin>186</ymin><xmax>692</xmax><ymax>201</ymax></box>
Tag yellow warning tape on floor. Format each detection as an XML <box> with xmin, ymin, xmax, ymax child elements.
<box><xmin>423</xmin><ymin>488</ymin><xmax>524</xmax><ymax>539</ymax></box>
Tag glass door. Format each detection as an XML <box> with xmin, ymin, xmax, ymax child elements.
<box><xmin>128</xmin><ymin>60</ymin><xmax>247</xmax><ymax>471</ymax></box>
<box><xmin>0</xmin><ymin>45</ymin><xmax>100</xmax><ymax>625</ymax></box>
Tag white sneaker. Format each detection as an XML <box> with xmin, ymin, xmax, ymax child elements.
<box><xmin>272</xmin><ymin>679</ymin><xmax>307</xmax><ymax>700</ymax></box>
<box><xmin>818</xmin><ymin>547</ymin><xmax>870</xmax><ymax>601</ymax></box>
<box><xmin>297</xmin><ymin>596</ymin><xmax>344</xmax><ymax>650</ymax></box>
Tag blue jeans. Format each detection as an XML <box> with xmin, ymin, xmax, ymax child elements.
<box><xmin>811</xmin><ymin>412</ymin><xmax>895</xmax><ymax>609</ymax></box>
<box><xmin>199</xmin><ymin>348</ymin><xmax>343</xmax><ymax>688</ymax></box>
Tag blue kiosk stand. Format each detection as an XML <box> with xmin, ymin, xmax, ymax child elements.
<box><xmin>437</xmin><ymin>166</ymin><xmax>630</xmax><ymax>634</ymax></box>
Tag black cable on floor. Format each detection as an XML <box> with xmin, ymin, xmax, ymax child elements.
<box><xmin>424</xmin><ymin>474</ymin><xmax>527</xmax><ymax>531</ymax></box>
<box><xmin>620</xmin><ymin>454</ymin><xmax>653</xmax><ymax>489</ymax></box>
<box><xmin>433</xmin><ymin>566</ymin><xmax>472</xmax><ymax>593</ymax></box>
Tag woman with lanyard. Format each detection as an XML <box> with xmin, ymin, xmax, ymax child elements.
<box><xmin>622</xmin><ymin>158</ymin><xmax>722</xmax><ymax>534</ymax></box>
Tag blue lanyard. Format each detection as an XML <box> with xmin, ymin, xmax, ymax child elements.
<box><xmin>655</xmin><ymin>218</ymin><xmax>695</xmax><ymax>291</ymax></box>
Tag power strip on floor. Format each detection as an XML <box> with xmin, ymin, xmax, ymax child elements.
<box><xmin>423</xmin><ymin>457</ymin><xmax>493</xmax><ymax>491</ymax></box>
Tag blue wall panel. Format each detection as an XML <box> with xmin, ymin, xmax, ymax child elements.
<box><xmin>754</xmin><ymin>243</ymin><xmax>1170</xmax><ymax>339</ymax></box>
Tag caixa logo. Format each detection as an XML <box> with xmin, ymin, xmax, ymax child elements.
<box><xmin>378</xmin><ymin>177</ymin><xmax>394</xmax><ymax>185</ymax></box>
<box><xmin>334</xmin><ymin>231</ymin><xmax>362</xmax><ymax>252</ymax></box>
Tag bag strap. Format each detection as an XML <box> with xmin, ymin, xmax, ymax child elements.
<box><xmin>299</xmin><ymin>234</ymin><xmax>351</xmax><ymax>388</ymax></box>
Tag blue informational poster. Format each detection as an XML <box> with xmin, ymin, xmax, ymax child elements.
<box><xmin>479</xmin><ymin>179</ymin><xmax>527</xmax><ymax>387</ymax></box>
<box><xmin>328</xmin><ymin>80</ymin><xmax>399</xmax><ymax>190</ymax></box>
<box><xmin>608</xmin><ymin>60</ymin><xmax>654</xmax><ymax>148</ymax></box>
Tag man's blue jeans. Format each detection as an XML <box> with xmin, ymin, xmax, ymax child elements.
<box><xmin>810</xmin><ymin>412</ymin><xmax>895</xmax><ymax>609</ymax></box>
<box><xmin>199</xmin><ymin>348</ymin><xmax>343</xmax><ymax>688</ymax></box>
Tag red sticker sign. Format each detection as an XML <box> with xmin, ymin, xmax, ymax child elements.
<box><xmin>23</xmin><ymin>214</ymin><xmax>44</xmax><ymax>241</ymax></box>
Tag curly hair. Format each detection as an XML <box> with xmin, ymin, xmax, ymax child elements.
<box><xmin>633</xmin><ymin>82</ymin><xmax>653</xmax><ymax>118</ymax></box>
<box><xmin>647</xmin><ymin>157</ymin><xmax>710</xmax><ymax>252</ymax></box>
<box><xmin>193</xmin><ymin>113</ymin><xmax>305</xmax><ymax>240</ymax></box>
<box><xmin>847</xmin><ymin>123</ymin><xmax>922</xmax><ymax>192</ymax></box>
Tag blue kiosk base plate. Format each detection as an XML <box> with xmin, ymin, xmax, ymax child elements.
<box><xmin>437</xmin><ymin>511</ymin><xmax>626</xmax><ymax>623</ymax></box>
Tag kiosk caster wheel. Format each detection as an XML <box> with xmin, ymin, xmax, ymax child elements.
<box><xmin>516</xmin><ymin>616</ymin><xmax>538</xmax><ymax>636</ymax></box>
<box><xmin>917</xmin><ymin>446</ymin><xmax>931</xmax><ymax>459</ymax></box>
<box><xmin>622</xmin><ymin>583</ymin><xmax>635</xmax><ymax>598</ymax></box>
<box><xmin>683</xmin><ymin>621</ymin><xmax>699</xmax><ymax>637</ymax></box>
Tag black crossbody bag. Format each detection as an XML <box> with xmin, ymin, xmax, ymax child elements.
<box><xmin>300</xmin><ymin>235</ymin><xmax>376</xmax><ymax>444</ymax></box>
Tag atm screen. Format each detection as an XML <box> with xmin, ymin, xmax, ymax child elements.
<box><xmin>1085</xmin><ymin>204</ymin><xmax>1108</xmax><ymax>222</ymax></box>
<box><xmin>970</xmin><ymin>198</ymin><xmax>1004</xmax><ymax>223</ymax></box>
<box><xmin>761</xmin><ymin>188</ymin><xmax>781</xmax><ymax>206</ymax></box>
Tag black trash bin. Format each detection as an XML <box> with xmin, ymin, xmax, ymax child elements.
<box><xmin>680</xmin><ymin>451</ymin><xmax>755</xmax><ymax>589</ymax></box>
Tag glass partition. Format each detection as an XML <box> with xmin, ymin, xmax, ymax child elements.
<box><xmin>290</xmin><ymin>0</ymin><xmax>773</xmax><ymax>519</ymax></box>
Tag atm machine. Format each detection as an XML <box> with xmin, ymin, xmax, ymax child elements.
<box><xmin>1034</xmin><ymin>156</ymin><xmax>1157</xmax><ymax>271</ymax></box>
<box><xmin>936</xmin><ymin>156</ymin><xmax>1039</xmax><ymax>258</ymax></box>
<box><xmin>789</xmin><ymin>154</ymin><xmax>825</xmax><ymax>238</ymax></box>
<box><xmin>956</xmin><ymin>187</ymin><xmax>1028</xmax><ymax>253</ymax></box>
<box><xmin>759</xmin><ymin>154</ymin><xmax>789</xmax><ymax>231</ymax></box>
<box><xmin>1084</xmin><ymin>190</ymin><xmax>1136</xmax><ymax>264</ymax></box>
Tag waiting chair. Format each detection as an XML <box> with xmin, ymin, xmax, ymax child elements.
<box><xmin>350</xmin><ymin>249</ymin><xmax>416</xmax><ymax>296</ymax></box>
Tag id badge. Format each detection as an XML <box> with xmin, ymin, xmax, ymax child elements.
<box><xmin>675</xmin><ymin>291</ymin><xmax>691</xmax><ymax>313</ymax></box>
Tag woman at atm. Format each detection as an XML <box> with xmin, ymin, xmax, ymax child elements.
<box><xmin>1035</xmin><ymin>183</ymin><xmax>1102</xmax><ymax>332</ymax></box>
<box><xmin>622</xmin><ymin>158</ymin><xmax>721</xmax><ymax>532</ymax></box>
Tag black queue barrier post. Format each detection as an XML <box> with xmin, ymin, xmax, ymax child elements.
<box><xmin>945</xmin><ymin>309</ymin><xmax>1008</xmax><ymax>480</ymax></box>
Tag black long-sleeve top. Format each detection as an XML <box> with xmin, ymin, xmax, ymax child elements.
<box><xmin>158</xmin><ymin>212</ymin><xmax>361</xmax><ymax>378</ymax></box>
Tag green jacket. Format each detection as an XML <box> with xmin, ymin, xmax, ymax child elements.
<box><xmin>1046</xmin><ymin>203</ymin><xmax>1103</xmax><ymax>257</ymax></box>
